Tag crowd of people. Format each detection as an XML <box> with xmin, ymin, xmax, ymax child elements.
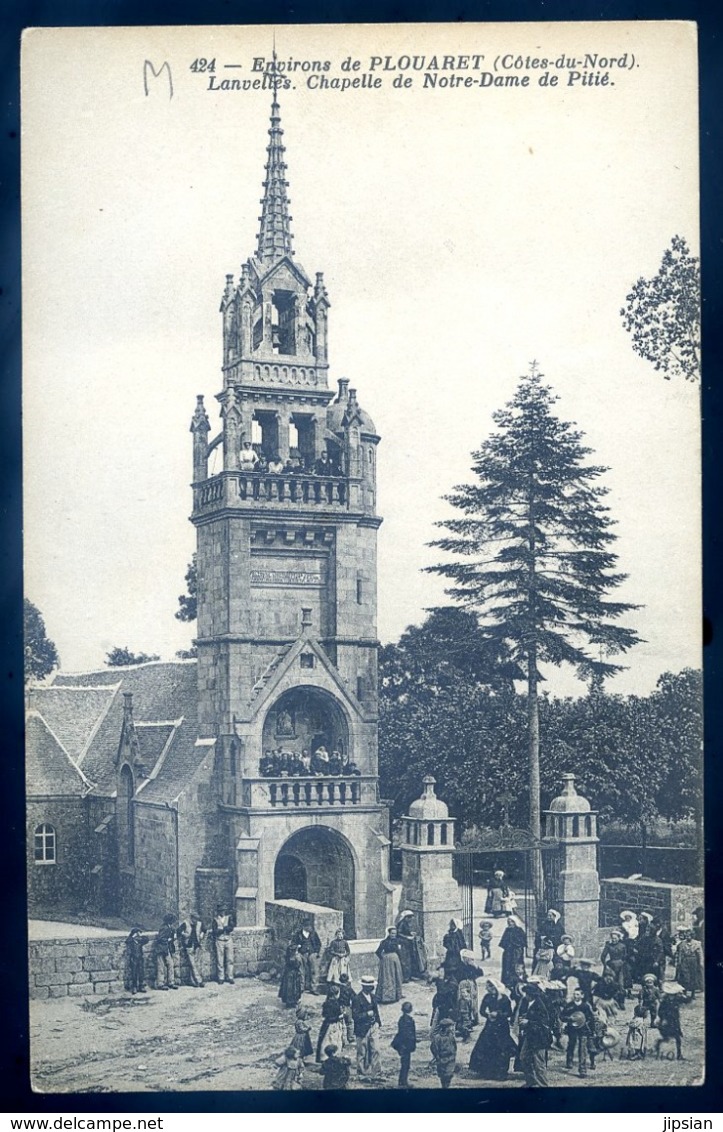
<box><xmin>238</xmin><ymin>441</ymin><xmax>343</xmax><ymax>478</ymax></box>
<box><xmin>124</xmin><ymin>896</ymin><xmax>704</xmax><ymax>1090</ymax></box>
<box><xmin>274</xmin><ymin>899</ymin><xmax>704</xmax><ymax>1090</ymax></box>
<box><xmin>258</xmin><ymin>745</ymin><xmax>361</xmax><ymax>778</ymax></box>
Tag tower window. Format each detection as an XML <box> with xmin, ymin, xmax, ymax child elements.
<box><xmin>230</xmin><ymin>741</ymin><xmax>237</xmax><ymax>776</ymax></box>
<box><xmin>271</xmin><ymin>291</ymin><xmax>296</xmax><ymax>355</ymax></box>
<box><xmin>356</xmin><ymin>577</ymin><xmax>363</xmax><ymax>604</ymax></box>
<box><xmin>357</xmin><ymin>676</ymin><xmax>364</xmax><ymax>700</ymax></box>
<box><xmin>300</xmin><ymin>653</ymin><xmax>315</xmax><ymax>669</ymax></box>
<box><xmin>34</xmin><ymin>823</ymin><xmax>56</xmax><ymax>864</ymax></box>
<box><xmin>427</xmin><ymin>823</ymin><xmax>435</xmax><ymax>846</ymax></box>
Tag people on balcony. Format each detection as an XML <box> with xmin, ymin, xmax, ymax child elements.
<box><xmin>268</xmin><ymin>455</ymin><xmax>284</xmax><ymax>474</ymax></box>
<box><xmin>257</xmin><ymin>745</ymin><xmax>361</xmax><ymax>778</ymax></box>
<box><xmin>239</xmin><ymin>440</ymin><xmax>258</xmax><ymax>470</ymax></box>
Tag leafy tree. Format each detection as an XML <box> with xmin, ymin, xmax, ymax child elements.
<box><xmin>176</xmin><ymin>555</ymin><xmax>198</xmax><ymax>622</ymax></box>
<box><xmin>24</xmin><ymin>598</ymin><xmax>60</xmax><ymax>683</ymax></box>
<box><xmin>621</xmin><ymin>235</ymin><xmax>700</xmax><ymax>382</ymax></box>
<box><xmin>106</xmin><ymin>646</ymin><xmax>161</xmax><ymax>667</ymax></box>
<box><xmin>175</xmin><ymin>646</ymin><xmax>198</xmax><ymax>659</ymax></box>
<box><xmin>428</xmin><ymin>365</ymin><xmax>642</xmax><ymax>897</ymax></box>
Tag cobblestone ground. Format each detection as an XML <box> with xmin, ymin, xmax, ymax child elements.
<box><xmin>30</xmin><ymin>924</ymin><xmax>704</xmax><ymax>1095</ymax></box>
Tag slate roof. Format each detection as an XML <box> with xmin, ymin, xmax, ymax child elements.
<box><xmin>26</xmin><ymin>683</ymin><xmax>118</xmax><ymax>764</ymax></box>
<box><xmin>26</xmin><ymin>711</ymin><xmax>92</xmax><ymax>797</ymax></box>
<box><xmin>28</xmin><ymin>661</ymin><xmax>210</xmax><ymax>803</ymax></box>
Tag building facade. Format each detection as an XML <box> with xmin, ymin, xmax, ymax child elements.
<box><xmin>27</xmin><ymin>84</ymin><xmax>392</xmax><ymax>940</ymax></box>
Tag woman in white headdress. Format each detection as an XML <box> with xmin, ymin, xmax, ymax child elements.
<box><xmin>469</xmin><ymin>977</ymin><xmax>517</xmax><ymax>1080</ymax></box>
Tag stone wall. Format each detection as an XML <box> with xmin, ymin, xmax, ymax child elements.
<box><xmin>265</xmin><ymin>898</ymin><xmax>342</xmax><ymax>951</ymax></box>
<box><xmin>126</xmin><ymin>804</ymin><xmax>178</xmax><ymax>924</ymax></box>
<box><xmin>28</xmin><ymin>927</ymin><xmax>274</xmax><ymax>1000</ymax></box>
<box><xmin>600</xmin><ymin>878</ymin><xmax>704</xmax><ymax>932</ymax></box>
<box><xmin>27</xmin><ymin>798</ymin><xmax>92</xmax><ymax>916</ymax></box>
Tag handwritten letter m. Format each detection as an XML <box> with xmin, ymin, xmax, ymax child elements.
<box><xmin>144</xmin><ymin>60</ymin><xmax>173</xmax><ymax>99</ymax></box>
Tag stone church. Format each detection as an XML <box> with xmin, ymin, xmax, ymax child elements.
<box><xmin>26</xmin><ymin>85</ymin><xmax>394</xmax><ymax>939</ymax></box>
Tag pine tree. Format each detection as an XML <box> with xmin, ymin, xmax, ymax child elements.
<box><xmin>428</xmin><ymin>364</ymin><xmax>642</xmax><ymax>897</ymax></box>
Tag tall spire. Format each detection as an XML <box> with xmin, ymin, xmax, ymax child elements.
<box><xmin>256</xmin><ymin>56</ymin><xmax>294</xmax><ymax>263</ymax></box>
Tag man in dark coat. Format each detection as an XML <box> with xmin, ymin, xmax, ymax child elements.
<box><xmin>124</xmin><ymin>927</ymin><xmax>149</xmax><ymax>994</ymax></box>
<box><xmin>154</xmin><ymin>914</ymin><xmax>178</xmax><ymax>990</ymax></box>
<box><xmin>352</xmin><ymin>976</ymin><xmax>383</xmax><ymax>1080</ymax></box>
<box><xmin>391</xmin><ymin>1000</ymin><xmax>417</xmax><ymax>1087</ymax></box>
<box><xmin>290</xmin><ymin>918</ymin><xmax>322</xmax><ymax>993</ymax></box>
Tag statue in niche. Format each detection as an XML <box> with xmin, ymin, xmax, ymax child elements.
<box><xmin>276</xmin><ymin>708</ymin><xmax>295</xmax><ymax>739</ymax></box>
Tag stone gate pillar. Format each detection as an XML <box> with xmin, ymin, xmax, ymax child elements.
<box><xmin>543</xmin><ymin>773</ymin><xmax>600</xmax><ymax>955</ymax></box>
<box><xmin>399</xmin><ymin>776</ymin><xmax>462</xmax><ymax>964</ymax></box>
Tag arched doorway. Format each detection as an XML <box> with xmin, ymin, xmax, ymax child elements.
<box><xmin>274</xmin><ymin>827</ymin><xmax>356</xmax><ymax>938</ymax></box>
<box><xmin>274</xmin><ymin>853</ymin><xmax>308</xmax><ymax>902</ymax></box>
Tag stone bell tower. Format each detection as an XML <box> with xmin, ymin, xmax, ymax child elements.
<box><xmin>189</xmin><ymin>76</ymin><xmax>392</xmax><ymax>939</ymax></box>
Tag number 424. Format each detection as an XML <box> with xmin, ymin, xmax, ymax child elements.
<box><xmin>190</xmin><ymin>59</ymin><xmax>216</xmax><ymax>72</ymax></box>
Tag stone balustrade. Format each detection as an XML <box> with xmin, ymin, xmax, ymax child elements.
<box><xmin>238</xmin><ymin>775</ymin><xmax>377</xmax><ymax>810</ymax></box>
<box><xmin>193</xmin><ymin>471</ymin><xmax>349</xmax><ymax>513</ymax></box>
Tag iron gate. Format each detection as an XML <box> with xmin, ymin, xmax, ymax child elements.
<box><xmin>454</xmin><ymin>830</ymin><xmax>559</xmax><ymax>954</ymax></box>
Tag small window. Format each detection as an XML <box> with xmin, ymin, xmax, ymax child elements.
<box><xmin>427</xmin><ymin>823</ymin><xmax>435</xmax><ymax>846</ymax></box>
<box><xmin>300</xmin><ymin>653</ymin><xmax>315</xmax><ymax>670</ymax></box>
<box><xmin>229</xmin><ymin>741</ymin><xmax>237</xmax><ymax>776</ymax></box>
<box><xmin>440</xmin><ymin>823</ymin><xmax>448</xmax><ymax>845</ymax></box>
<box><xmin>34</xmin><ymin>823</ymin><xmax>56</xmax><ymax>865</ymax></box>
<box><xmin>356</xmin><ymin>577</ymin><xmax>363</xmax><ymax>604</ymax></box>
<box><xmin>357</xmin><ymin>676</ymin><xmax>364</xmax><ymax>700</ymax></box>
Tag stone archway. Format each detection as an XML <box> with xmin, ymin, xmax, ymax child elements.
<box><xmin>262</xmin><ymin>686</ymin><xmax>351</xmax><ymax>762</ymax></box>
<box><xmin>275</xmin><ymin>827</ymin><xmax>356</xmax><ymax>938</ymax></box>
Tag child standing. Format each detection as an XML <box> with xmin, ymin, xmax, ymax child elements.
<box><xmin>478</xmin><ymin>921</ymin><xmax>493</xmax><ymax>961</ymax></box>
<box><xmin>337</xmin><ymin>973</ymin><xmax>355</xmax><ymax>1044</ymax></box>
<box><xmin>532</xmin><ymin>936</ymin><xmax>555</xmax><ymax>979</ymax></box>
<box><xmin>430</xmin><ymin>1017</ymin><xmax>457</xmax><ymax>1089</ymax></box>
<box><xmin>638</xmin><ymin>973</ymin><xmax>661</xmax><ymax>1025</ymax></box>
<box><xmin>390</xmin><ymin>1001</ymin><xmax>417</xmax><ymax>1088</ymax></box>
<box><xmin>273</xmin><ymin>1047</ymin><xmax>304</xmax><ymax>1090</ymax></box>
<box><xmin>289</xmin><ymin>1016</ymin><xmax>314</xmax><ymax>1064</ymax></box>
<box><xmin>621</xmin><ymin>1005</ymin><xmax>648</xmax><ymax>1060</ymax></box>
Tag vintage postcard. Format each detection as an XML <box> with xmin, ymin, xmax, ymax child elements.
<box><xmin>22</xmin><ymin>22</ymin><xmax>702</xmax><ymax>1093</ymax></box>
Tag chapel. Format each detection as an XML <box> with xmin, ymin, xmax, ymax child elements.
<box><xmin>26</xmin><ymin>82</ymin><xmax>393</xmax><ymax>938</ymax></box>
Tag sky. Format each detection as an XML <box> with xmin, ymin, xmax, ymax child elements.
<box><xmin>22</xmin><ymin>22</ymin><xmax>700</xmax><ymax>697</ymax></box>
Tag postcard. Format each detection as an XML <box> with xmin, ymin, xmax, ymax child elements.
<box><xmin>22</xmin><ymin>22</ymin><xmax>702</xmax><ymax>1093</ymax></box>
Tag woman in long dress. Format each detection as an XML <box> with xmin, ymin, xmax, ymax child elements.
<box><xmin>442</xmin><ymin>919</ymin><xmax>467</xmax><ymax>979</ymax></box>
<box><xmin>278</xmin><ymin>943</ymin><xmax>304</xmax><ymax>1007</ymax></box>
<box><xmin>315</xmin><ymin>985</ymin><xmax>347</xmax><ymax>1061</ymax></box>
<box><xmin>485</xmin><ymin>870</ymin><xmax>510</xmax><ymax>917</ymax></box>
<box><xmin>500</xmin><ymin>914</ymin><xmax>527</xmax><ymax>989</ymax></box>
<box><xmin>375</xmin><ymin>927</ymin><xmax>404</xmax><ymax>1004</ymax></box>
<box><xmin>325</xmin><ymin>929</ymin><xmax>351</xmax><ymax>984</ymax></box>
<box><xmin>396</xmin><ymin>910</ymin><xmax>428</xmax><ymax>980</ymax></box>
<box><xmin>469</xmin><ymin>979</ymin><xmax>518</xmax><ymax>1080</ymax></box>
<box><xmin>675</xmin><ymin>928</ymin><xmax>704</xmax><ymax>1000</ymax></box>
